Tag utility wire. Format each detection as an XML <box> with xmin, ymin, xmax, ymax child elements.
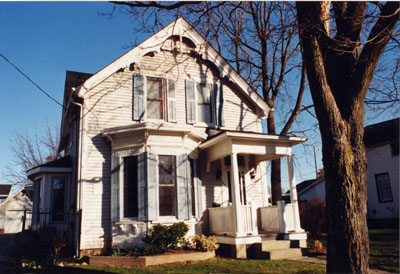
<box><xmin>0</xmin><ymin>52</ymin><xmax>63</xmax><ymax>108</ymax></box>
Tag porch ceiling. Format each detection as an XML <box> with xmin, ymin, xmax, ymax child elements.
<box><xmin>199</xmin><ymin>131</ymin><xmax>306</xmax><ymax>164</ymax></box>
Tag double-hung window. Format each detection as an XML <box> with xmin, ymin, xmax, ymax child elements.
<box><xmin>375</xmin><ymin>173</ymin><xmax>393</xmax><ymax>203</ymax></box>
<box><xmin>146</xmin><ymin>77</ymin><xmax>164</xmax><ymax>120</ymax></box>
<box><xmin>186</xmin><ymin>80</ymin><xmax>224</xmax><ymax>127</ymax></box>
<box><xmin>51</xmin><ymin>177</ymin><xmax>66</xmax><ymax>222</ymax></box>
<box><xmin>158</xmin><ymin>155</ymin><xmax>176</xmax><ymax>216</ymax></box>
<box><xmin>197</xmin><ymin>83</ymin><xmax>212</xmax><ymax>124</ymax></box>
<box><xmin>133</xmin><ymin>74</ymin><xmax>176</xmax><ymax>122</ymax></box>
<box><xmin>123</xmin><ymin>156</ymin><xmax>138</xmax><ymax>218</ymax></box>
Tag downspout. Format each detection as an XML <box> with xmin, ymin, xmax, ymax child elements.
<box><xmin>70</xmin><ymin>92</ymin><xmax>84</xmax><ymax>258</ymax></box>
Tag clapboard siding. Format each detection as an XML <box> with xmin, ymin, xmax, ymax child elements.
<box><xmin>79</xmin><ymin>48</ymin><xmax>262</xmax><ymax>250</ymax></box>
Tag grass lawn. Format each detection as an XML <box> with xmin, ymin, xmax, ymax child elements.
<box><xmin>308</xmin><ymin>228</ymin><xmax>399</xmax><ymax>273</ymax></box>
<box><xmin>14</xmin><ymin>259</ymin><xmax>325</xmax><ymax>274</ymax></box>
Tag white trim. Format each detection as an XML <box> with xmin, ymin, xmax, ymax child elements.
<box><xmin>102</xmin><ymin>122</ymin><xmax>207</xmax><ymax>141</ymax></box>
<box><xmin>199</xmin><ymin>131</ymin><xmax>306</xmax><ymax>150</ymax></box>
<box><xmin>27</xmin><ymin>167</ymin><xmax>72</xmax><ymax>178</ymax></box>
<box><xmin>74</xmin><ymin>18</ymin><xmax>269</xmax><ymax>114</ymax></box>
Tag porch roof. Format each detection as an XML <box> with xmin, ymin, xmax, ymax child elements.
<box><xmin>27</xmin><ymin>156</ymin><xmax>72</xmax><ymax>180</ymax></box>
<box><xmin>102</xmin><ymin>122</ymin><xmax>207</xmax><ymax>141</ymax></box>
<box><xmin>199</xmin><ymin>131</ymin><xmax>306</xmax><ymax>164</ymax></box>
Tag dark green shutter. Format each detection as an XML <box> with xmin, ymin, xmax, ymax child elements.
<box><xmin>186</xmin><ymin>80</ymin><xmax>196</xmax><ymax>124</ymax></box>
<box><xmin>214</xmin><ymin>83</ymin><xmax>225</xmax><ymax>127</ymax></box>
<box><xmin>133</xmin><ymin>74</ymin><xmax>145</xmax><ymax>120</ymax></box>
<box><xmin>111</xmin><ymin>155</ymin><xmax>121</xmax><ymax>222</ymax></box>
<box><xmin>137</xmin><ymin>153</ymin><xmax>147</xmax><ymax>221</ymax></box>
<box><xmin>146</xmin><ymin>153</ymin><xmax>159</xmax><ymax>221</ymax></box>
<box><xmin>176</xmin><ymin>154</ymin><xmax>191</xmax><ymax>220</ymax></box>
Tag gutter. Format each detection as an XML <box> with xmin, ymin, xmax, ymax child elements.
<box><xmin>69</xmin><ymin>96</ymin><xmax>84</xmax><ymax>258</ymax></box>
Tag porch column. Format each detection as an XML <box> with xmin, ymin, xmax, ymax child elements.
<box><xmin>287</xmin><ymin>155</ymin><xmax>303</xmax><ymax>232</ymax></box>
<box><xmin>231</xmin><ymin>153</ymin><xmax>244</xmax><ymax>236</ymax></box>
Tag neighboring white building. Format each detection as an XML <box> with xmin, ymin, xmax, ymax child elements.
<box><xmin>27</xmin><ymin>18</ymin><xmax>307</xmax><ymax>259</ymax></box>
<box><xmin>365</xmin><ymin>118</ymin><xmax>399</xmax><ymax>220</ymax></box>
<box><xmin>0</xmin><ymin>187</ymin><xmax>33</xmax><ymax>234</ymax></box>
<box><xmin>287</xmin><ymin>118</ymin><xmax>399</xmax><ymax>222</ymax></box>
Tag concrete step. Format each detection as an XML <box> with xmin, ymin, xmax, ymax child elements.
<box><xmin>261</xmin><ymin>240</ymin><xmax>291</xmax><ymax>250</ymax></box>
<box><xmin>261</xmin><ymin>239</ymin><xmax>303</xmax><ymax>251</ymax></box>
<box><xmin>260</xmin><ymin>248</ymin><xmax>305</xmax><ymax>260</ymax></box>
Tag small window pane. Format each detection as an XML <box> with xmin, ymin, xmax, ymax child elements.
<box><xmin>147</xmin><ymin>78</ymin><xmax>163</xmax><ymax>99</ymax></box>
<box><xmin>147</xmin><ymin>100</ymin><xmax>163</xmax><ymax>119</ymax></box>
<box><xmin>197</xmin><ymin>84</ymin><xmax>211</xmax><ymax>104</ymax></box>
<box><xmin>52</xmin><ymin>178</ymin><xmax>65</xmax><ymax>222</ymax></box>
<box><xmin>159</xmin><ymin>155</ymin><xmax>175</xmax><ymax>216</ymax></box>
<box><xmin>124</xmin><ymin>156</ymin><xmax>138</xmax><ymax>218</ymax></box>
<box><xmin>198</xmin><ymin>105</ymin><xmax>211</xmax><ymax>124</ymax></box>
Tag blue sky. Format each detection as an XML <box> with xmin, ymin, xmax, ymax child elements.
<box><xmin>0</xmin><ymin>2</ymin><xmax>395</xmax><ymax>191</ymax></box>
<box><xmin>0</xmin><ymin>2</ymin><xmax>141</xmax><ymax>184</ymax></box>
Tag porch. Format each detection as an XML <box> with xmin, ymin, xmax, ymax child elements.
<box><xmin>199</xmin><ymin>131</ymin><xmax>307</xmax><ymax>258</ymax></box>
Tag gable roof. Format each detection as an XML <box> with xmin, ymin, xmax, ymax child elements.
<box><xmin>0</xmin><ymin>186</ymin><xmax>32</xmax><ymax>210</ymax></box>
<box><xmin>364</xmin><ymin>118</ymin><xmax>399</xmax><ymax>148</ymax></box>
<box><xmin>74</xmin><ymin>17</ymin><xmax>270</xmax><ymax>114</ymax></box>
<box><xmin>282</xmin><ymin>177</ymin><xmax>325</xmax><ymax>197</ymax></box>
<box><xmin>0</xmin><ymin>184</ymin><xmax>12</xmax><ymax>197</ymax></box>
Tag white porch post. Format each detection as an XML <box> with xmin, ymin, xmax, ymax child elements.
<box><xmin>231</xmin><ymin>153</ymin><xmax>244</xmax><ymax>236</ymax></box>
<box><xmin>287</xmin><ymin>155</ymin><xmax>303</xmax><ymax>232</ymax></box>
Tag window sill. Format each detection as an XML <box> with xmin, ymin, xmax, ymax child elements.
<box><xmin>193</xmin><ymin>123</ymin><xmax>215</xmax><ymax>128</ymax></box>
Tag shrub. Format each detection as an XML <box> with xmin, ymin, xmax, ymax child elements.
<box><xmin>14</xmin><ymin>227</ymin><xmax>69</xmax><ymax>266</ymax></box>
<box><xmin>143</xmin><ymin>222</ymin><xmax>189</xmax><ymax>254</ymax></box>
<box><xmin>186</xmin><ymin>235</ymin><xmax>219</xmax><ymax>252</ymax></box>
<box><xmin>299</xmin><ymin>198</ymin><xmax>327</xmax><ymax>235</ymax></box>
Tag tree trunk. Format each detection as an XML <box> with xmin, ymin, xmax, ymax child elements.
<box><xmin>320</xmin><ymin>111</ymin><xmax>369</xmax><ymax>273</ymax></box>
<box><xmin>297</xmin><ymin>1</ymin><xmax>398</xmax><ymax>272</ymax></box>
<box><xmin>267</xmin><ymin>110</ymin><xmax>282</xmax><ymax>205</ymax></box>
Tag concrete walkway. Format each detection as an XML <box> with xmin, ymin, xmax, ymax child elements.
<box><xmin>287</xmin><ymin>256</ymin><xmax>393</xmax><ymax>274</ymax></box>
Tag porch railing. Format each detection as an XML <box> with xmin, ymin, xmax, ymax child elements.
<box><xmin>209</xmin><ymin>205</ymin><xmax>257</xmax><ymax>236</ymax></box>
<box><xmin>260</xmin><ymin>201</ymin><xmax>296</xmax><ymax>233</ymax></box>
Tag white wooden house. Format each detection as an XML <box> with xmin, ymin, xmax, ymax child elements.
<box><xmin>0</xmin><ymin>187</ymin><xmax>32</xmax><ymax>234</ymax></box>
<box><xmin>27</xmin><ymin>18</ymin><xmax>307</xmax><ymax>259</ymax></box>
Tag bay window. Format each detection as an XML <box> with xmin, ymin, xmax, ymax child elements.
<box><xmin>111</xmin><ymin>152</ymin><xmax>201</xmax><ymax>222</ymax></box>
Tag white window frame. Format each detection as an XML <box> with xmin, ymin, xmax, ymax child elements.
<box><xmin>141</xmin><ymin>75</ymin><xmax>176</xmax><ymax>123</ymax></box>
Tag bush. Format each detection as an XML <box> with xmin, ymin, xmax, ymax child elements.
<box><xmin>299</xmin><ymin>198</ymin><xmax>327</xmax><ymax>235</ymax></box>
<box><xmin>143</xmin><ymin>222</ymin><xmax>189</xmax><ymax>254</ymax></box>
<box><xmin>186</xmin><ymin>235</ymin><xmax>219</xmax><ymax>252</ymax></box>
<box><xmin>14</xmin><ymin>227</ymin><xmax>69</xmax><ymax>266</ymax></box>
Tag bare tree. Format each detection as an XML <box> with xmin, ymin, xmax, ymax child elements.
<box><xmin>110</xmin><ymin>1</ymin><xmax>311</xmax><ymax>204</ymax></box>
<box><xmin>296</xmin><ymin>2</ymin><xmax>399</xmax><ymax>273</ymax></box>
<box><xmin>4</xmin><ymin>120</ymin><xmax>60</xmax><ymax>186</ymax></box>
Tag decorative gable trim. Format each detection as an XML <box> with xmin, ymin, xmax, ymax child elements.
<box><xmin>75</xmin><ymin>18</ymin><xmax>270</xmax><ymax>115</ymax></box>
